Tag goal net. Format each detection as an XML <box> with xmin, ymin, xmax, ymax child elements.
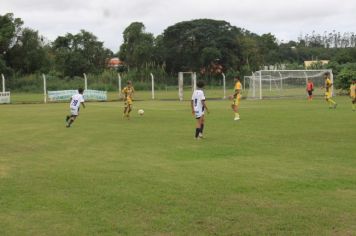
<box><xmin>245</xmin><ymin>70</ymin><xmax>333</xmax><ymax>99</ymax></box>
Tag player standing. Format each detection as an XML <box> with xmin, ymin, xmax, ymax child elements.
<box><xmin>191</xmin><ymin>80</ymin><xmax>209</xmax><ymax>139</ymax></box>
<box><xmin>65</xmin><ymin>88</ymin><xmax>85</xmax><ymax>128</ymax></box>
<box><xmin>323</xmin><ymin>72</ymin><xmax>337</xmax><ymax>109</ymax></box>
<box><xmin>350</xmin><ymin>80</ymin><xmax>356</xmax><ymax>111</ymax></box>
<box><xmin>230</xmin><ymin>77</ymin><xmax>242</xmax><ymax>120</ymax></box>
<box><xmin>122</xmin><ymin>80</ymin><xmax>135</xmax><ymax>119</ymax></box>
<box><xmin>306</xmin><ymin>79</ymin><xmax>314</xmax><ymax>101</ymax></box>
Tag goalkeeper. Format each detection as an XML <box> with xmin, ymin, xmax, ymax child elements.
<box><xmin>306</xmin><ymin>79</ymin><xmax>314</xmax><ymax>101</ymax></box>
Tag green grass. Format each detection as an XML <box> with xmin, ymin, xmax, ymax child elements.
<box><xmin>0</xmin><ymin>96</ymin><xmax>355</xmax><ymax>235</ymax></box>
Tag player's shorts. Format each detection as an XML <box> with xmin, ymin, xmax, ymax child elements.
<box><xmin>307</xmin><ymin>91</ymin><xmax>313</xmax><ymax>96</ymax></box>
<box><xmin>325</xmin><ymin>92</ymin><xmax>332</xmax><ymax>99</ymax></box>
<box><xmin>194</xmin><ymin>110</ymin><xmax>205</xmax><ymax>119</ymax></box>
<box><xmin>70</xmin><ymin>107</ymin><xmax>80</xmax><ymax>116</ymax></box>
<box><xmin>124</xmin><ymin>99</ymin><xmax>133</xmax><ymax>107</ymax></box>
<box><xmin>232</xmin><ymin>94</ymin><xmax>241</xmax><ymax>106</ymax></box>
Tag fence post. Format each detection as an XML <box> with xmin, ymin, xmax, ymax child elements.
<box><xmin>83</xmin><ymin>73</ymin><xmax>88</xmax><ymax>90</ymax></box>
<box><xmin>118</xmin><ymin>73</ymin><xmax>122</xmax><ymax>97</ymax></box>
<box><xmin>150</xmin><ymin>73</ymin><xmax>155</xmax><ymax>100</ymax></box>
<box><xmin>222</xmin><ymin>73</ymin><xmax>226</xmax><ymax>99</ymax></box>
<box><xmin>42</xmin><ymin>74</ymin><xmax>47</xmax><ymax>103</ymax></box>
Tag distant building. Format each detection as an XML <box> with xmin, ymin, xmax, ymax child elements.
<box><xmin>304</xmin><ymin>60</ymin><xmax>329</xmax><ymax>69</ymax></box>
<box><xmin>107</xmin><ymin>57</ymin><xmax>123</xmax><ymax>68</ymax></box>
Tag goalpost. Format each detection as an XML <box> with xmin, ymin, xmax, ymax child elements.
<box><xmin>245</xmin><ymin>69</ymin><xmax>333</xmax><ymax>99</ymax></box>
<box><xmin>178</xmin><ymin>72</ymin><xmax>197</xmax><ymax>101</ymax></box>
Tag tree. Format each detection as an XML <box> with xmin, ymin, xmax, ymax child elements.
<box><xmin>257</xmin><ymin>33</ymin><xmax>279</xmax><ymax>64</ymax></box>
<box><xmin>6</xmin><ymin>28</ymin><xmax>51</xmax><ymax>74</ymax></box>
<box><xmin>52</xmin><ymin>30</ymin><xmax>113</xmax><ymax>77</ymax></box>
<box><xmin>237</xmin><ymin>34</ymin><xmax>262</xmax><ymax>72</ymax></box>
<box><xmin>160</xmin><ymin>19</ymin><xmax>242</xmax><ymax>73</ymax></box>
<box><xmin>118</xmin><ymin>22</ymin><xmax>155</xmax><ymax>68</ymax></box>
<box><xmin>335</xmin><ymin>63</ymin><xmax>356</xmax><ymax>90</ymax></box>
<box><xmin>0</xmin><ymin>13</ymin><xmax>23</xmax><ymax>55</ymax></box>
<box><xmin>0</xmin><ymin>13</ymin><xmax>23</xmax><ymax>73</ymax></box>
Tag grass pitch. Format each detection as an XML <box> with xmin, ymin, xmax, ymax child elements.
<box><xmin>0</xmin><ymin>97</ymin><xmax>355</xmax><ymax>235</ymax></box>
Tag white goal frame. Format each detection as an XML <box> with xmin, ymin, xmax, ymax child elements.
<box><xmin>245</xmin><ymin>69</ymin><xmax>333</xmax><ymax>99</ymax></box>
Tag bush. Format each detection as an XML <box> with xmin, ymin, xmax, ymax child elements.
<box><xmin>335</xmin><ymin>63</ymin><xmax>356</xmax><ymax>90</ymax></box>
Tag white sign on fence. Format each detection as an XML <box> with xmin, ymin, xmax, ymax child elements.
<box><xmin>0</xmin><ymin>92</ymin><xmax>10</xmax><ymax>104</ymax></box>
<box><xmin>48</xmin><ymin>90</ymin><xmax>107</xmax><ymax>101</ymax></box>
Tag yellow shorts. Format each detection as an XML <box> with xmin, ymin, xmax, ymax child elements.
<box><xmin>232</xmin><ymin>95</ymin><xmax>241</xmax><ymax>106</ymax></box>
<box><xmin>124</xmin><ymin>99</ymin><xmax>133</xmax><ymax>107</ymax></box>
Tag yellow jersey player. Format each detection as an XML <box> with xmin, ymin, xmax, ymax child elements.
<box><xmin>350</xmin><ymin>80</ymin><xmax>356</xmax><ymax>111</ymax></box>
<box><xmin>230</xmin><ymin>77</ymin><xmax>242</xmax><ymax>120</ymax></box>
<box><xmin>122</xmin><ymin>80</ymin><xmax>135</xmax><ymax>119</ymax></box>
<box><xmin>323</xmin><ymin>72</ymin><xmax>337</xmax><ymax>109</ymax></box>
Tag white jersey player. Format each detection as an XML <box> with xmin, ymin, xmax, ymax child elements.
<box><xmin>66</xmin><ymin>88</ymin><xmax>85</xmax><ymax>128</ymax></box>
<box><xmin>191</xmin><ymin>81</ymin><xmax>209</xmax><ymax>139</ymax></box>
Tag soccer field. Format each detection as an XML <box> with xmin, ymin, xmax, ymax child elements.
<box><xmin>0</xmin><ymin>97</ymin><xmax>355</xmax><ymax>235</ymax></box>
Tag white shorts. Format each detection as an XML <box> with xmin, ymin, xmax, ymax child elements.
<box><xmin>194</xmin><ymin>110</ymin><xmax>204</xmax><ymax>119</ymax></box>
<box><xmin>70</xmin><ymin>107</ymin><xmax>80</xmax><ymax>116</ymax></box>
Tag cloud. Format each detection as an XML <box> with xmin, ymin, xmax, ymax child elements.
<box><xmin>1</xmin><ymin>0</ymin><xmax>355</xmax><ymax>52</ymax></box>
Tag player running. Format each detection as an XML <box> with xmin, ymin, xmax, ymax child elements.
<box><xmin>230</xmin><ymin>77</ymin><xmax>242</xmax><ymax>120</ymax></box>
<box><xmin>191</xmin><ymin>80</ymin><xmax>209</xmax><ymax>139</ymax></box>
<box><xmin>323</xmin><ymin>72</ymin><xmax>337</xmax><ymax>109</ymax></box>
<box><xmin>65</xmin><ymin>88</ymin><xmax>85</xmax><ymax>128</ymax></box>
<box><xmin>306</xmin><ymin>78</ymin><xmax>314</xmax><ymax>101</ymax></box>
<box><xmin>350</xmin><ymin>80</ymin><xmax>356</xmax><ymax>111</ymax></box>
<box><xmin>122</xmin><ymin>80</ymin><xmax>135</xmax><ymax>119</ymax></box>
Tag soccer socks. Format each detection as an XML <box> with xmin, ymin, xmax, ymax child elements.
<box><xmin>328</xmin><ymin>99</ymin><xmax>336</xmax><ymax>108</ymax></box>
<box><xmin>200</xmin><ymin>124</ymin><xmax>204</xmax><ymax>134</ymax></box>
<box><xmin>66</xmin><ymin>118</ymin><xmax>74</xmax><ymax>127</ymax></box>
<box><xmin>352</xmin><ymin>103</ymin><xmax>355</xmax><ymax>111</ymax></box>
<box><xmin>195</xmin><ymin>128</ymin><xmax>201</xmax><ymax>138</ymax></box>
<box><xmin>235</xmin><ymin>112</ymin><xmax>240</xmax><ymax>118</ymax></box>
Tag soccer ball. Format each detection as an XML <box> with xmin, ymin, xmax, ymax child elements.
<box><xmin>138</xmin><ymin>109</ymin><xmax>144</xmax><ymax>116</ymax></box>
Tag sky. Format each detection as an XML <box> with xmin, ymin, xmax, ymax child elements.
<box><xmin>1</xmin><ymin>0</ymin><xmax>355</xmax><ymax>52</ymax></box>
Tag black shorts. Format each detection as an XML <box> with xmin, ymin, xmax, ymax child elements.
<box><xmin>307</xmin><ymin>91</ymin><xmax>313</xmax><ymax>96</ymax></box>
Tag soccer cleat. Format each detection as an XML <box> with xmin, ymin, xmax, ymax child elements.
<box><xmin>198</xmin><ymin>133</ymin><xmax>204</xmax><ymax>138</ymax></box>
<box><xmin>66</xmin><ymin>124</ymin><xmax>70</xmax><ymax>128</ymax></box>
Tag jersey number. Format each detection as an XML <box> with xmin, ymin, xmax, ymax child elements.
<box><xmin>72</xmin><ymin>100</ymin><xmax>79</xmax><ymax>106</ymax></box>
